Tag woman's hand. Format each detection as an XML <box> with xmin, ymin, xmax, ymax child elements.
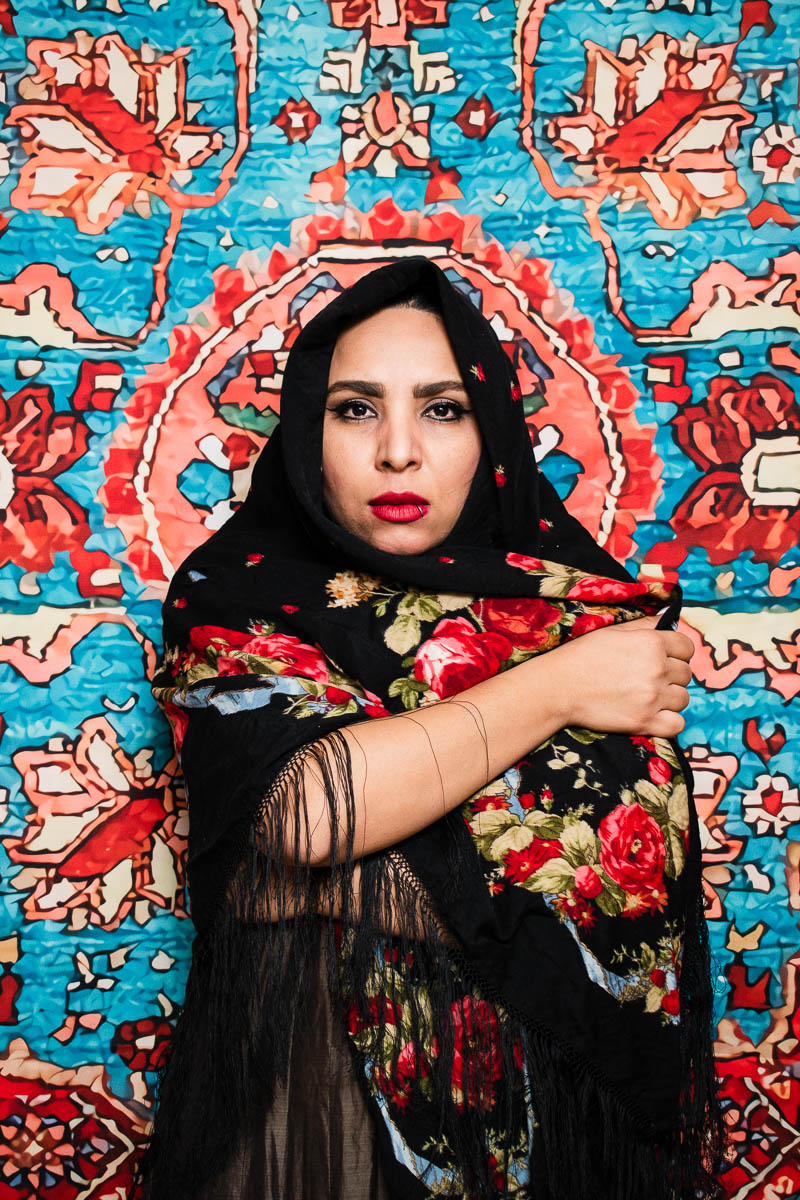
<box><xmin>550</xmin><ymin>613</ymin><xmax>694</xmax><ymax>738</ymax></box>
<box><xmin>290</xmin><ymin>614</ymin><xmax>693</xmax><ymax>865</ymax></box>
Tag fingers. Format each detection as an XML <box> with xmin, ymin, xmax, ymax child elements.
<box><xmin>649</xmin><ymin>710</ymin><xmax>686</xmax><ymax>738</ymax></box>
<box><xmin>617</xmin><ymin>614</ymin><xmax>659</xmax><ymax>628</ymax></box>
<box><xmin>663</xmin><ymin>682</ymin><xmax>690</xmax><ymax>712</ymax></box>
<box><xmin>661</xmin><ymin>630</ymin><xmax>694</xmax><ymax>660</ymax></box>
<box><xmin>612</xmin><ymin>619</ymin><xmax>694</xmax><ymax>662</ymax></box>
<box><xmin>616</xmin><ymin>618</ymin><xmax>693</xmax><ymax>657</ymax></box>
<box><xmin>666</xmin><ymin>658</ymin><xmax>693</xmax><ymax>686</ymax></box>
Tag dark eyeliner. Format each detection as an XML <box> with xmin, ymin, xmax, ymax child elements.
<box><xmin>425</xmin><ymin>399</ymin><xmax>470</xmax><ymax>421</ymax></box>
<box><xmin>327</xmin><ymin>398</ymin><xmax>375</xmax><ymax>419</ymax></box>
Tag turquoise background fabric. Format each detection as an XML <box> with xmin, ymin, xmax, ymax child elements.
<box><xmin>0</xmin><ymin>0</ymin><xmax>798</xmax><ymax>1193</ymax></box>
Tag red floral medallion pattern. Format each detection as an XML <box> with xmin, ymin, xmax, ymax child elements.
<box><xmin>101</xmin><ymin>203</ymin><xmax>665</xmax><ymax>591</ymax></box>
<box><xmin>669</xmin><ymin>373</ymin><xmax>800</xmax><ymax>566</ymax></box>
<box><xmin>0</xmin><ymin>383</ymin><xmax>120</xmax><ymax>597</ymax></box>
<box><xmin>0</xmin><ymin>1039</ymin><xmax>146</xmax><ymax>1198</ymax></box>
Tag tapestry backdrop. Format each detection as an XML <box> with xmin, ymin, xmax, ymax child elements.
<box><xmin>0</xmin><ymin>0</ymin><xmax>798</xmax><ymax>1195</ymax></box>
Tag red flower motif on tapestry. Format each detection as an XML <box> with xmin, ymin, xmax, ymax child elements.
<box><xmin>0</xmin><ymin>1038</ymin><xmax>146</xmax><ymax>1198</ymax></box>
<box><xmin>272</xmin><ymin>97</ymin><xmax>321</xmax><ymax>144</ymax></box>
<box><xmin>0</xmin><ymin>0</ymin><xmax>15</xmax><ymax>35</ymax></box>
<box><xmin>0</xmin><ymin>383</ymin><xmax>121</xmax><ymax>597</ymax></box>
<box><xmin>0</xmin><ymin>965</ymin><xmax>21</xmax><ymax>1025</ymax></box>
<box><xmin>343</xmin><ymin>90</ymin><xmax>431</xmax><ymax>175</ymax></box>
<box><xmin>3</xmin><ymin>716</ymin><xmax>187</xmax><ymax>932</ymax></box>
<box><xmin>308</xmin><ymin>91</ymin><xmax>463</xmax><ymax>205</ymax></box>
<box><xmin>112</xmin><ymin>1016</ymin><xmax>173</xmax><ymax>1073</ymax></box>
<box><xmin>453</xmin><ymin>96</ymin><xmax>499</xmax><ymax>141</ymax></box>
<box><xmin>670</xmin><ymin>373</ymin><xmax>800</xmax><ymax>565</ymax></box>
<box><xmin>6</xmin><ymin>32</ymin><xmax>222</xmax><ymax>234</ymax></box>
<box><xmin>547</xmin><ymin>32</ymin><xmax>753</xmax><ymax>229</ymax></box>
<box><xmin>326</xmin><ymin>0</ymin><xmax>449</xmax><ymax>44</ymax></box>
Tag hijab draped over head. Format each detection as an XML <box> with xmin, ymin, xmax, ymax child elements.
<box><xmin>141</xmin><ymin>256</ymin><xmax>725</xmax><ymax>1200</ymax></box>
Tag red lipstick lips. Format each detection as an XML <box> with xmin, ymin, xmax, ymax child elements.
<box><xmin>368</xmin><ymin>492</ymin><xmax>430</xmax><ymax>523</ymax></box>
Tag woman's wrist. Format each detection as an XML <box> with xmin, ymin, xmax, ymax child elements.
<box><xmin>516</xmin><ymin>645</ymin><xmax>574</xmax><ymax>736</ymax></box>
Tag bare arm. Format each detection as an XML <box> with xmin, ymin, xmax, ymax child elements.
<box><xmin>291</xmin><ymin>615</ymin><xmax>694</xmax><ymax>866</ymax></box>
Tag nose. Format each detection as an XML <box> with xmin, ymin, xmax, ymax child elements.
<box><xmin>376</xmin><ymin>407</ymin><xmax>420</xmax><ymax>472</ymax></box>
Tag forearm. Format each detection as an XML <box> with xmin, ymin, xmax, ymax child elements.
<box><xmin>296</xmin><ymin>649</ymin><xmax>570</xmax><ymax>865</ymax></box>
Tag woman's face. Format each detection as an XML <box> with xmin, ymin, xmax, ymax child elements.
<box><xmin>322</xmin><ymin>304</ymin><xmax>483</xmax><ymax>555</ymax></box>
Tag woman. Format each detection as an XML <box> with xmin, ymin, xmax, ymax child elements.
<box><xmin>140</xmin><ymin>256</ymin><xmax>726</xmax><ymax>1199</ymax></box>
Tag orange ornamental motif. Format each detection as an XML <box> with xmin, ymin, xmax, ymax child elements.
<box><xmin>546</xmin><ymin>31</ymin><xmax>753</xmax><ymax>229</ymax></box>
<box><xmin>515</xmin><ymin>8</ymin><xmax>782</xmax><ymax>343</ymax></box>
<box><xmin>7</xmin><ymin>31</ymin><xmax>222</xmax><ymax>235</ymax></box>
<box><xmin>0</xmin><ymin>381</ymin><xmax>121</xmax><ymax>597</ymax></box>
<box><xmin>325</xmin><ymin>0</ymin><xmax>450</xmax><ymax>45</ymax></box>
<box><xmin>100</xmin><ymin>205</ymin><xmax>666</xmax><ymax>591</ymax></box>
<box><xmin>3</xmin><ymin>716</ymin><xmax>187</xmax><ymax>932</ymax></box>
<box><xmin>669</xmin><ymin>373</ymin><xmax>800</xmax><ymax>566</ymax></box>
<box><xmin>0</xmin><ymin>1039</ymin><xmax>147</xmax><ymax>1199</ymax></box>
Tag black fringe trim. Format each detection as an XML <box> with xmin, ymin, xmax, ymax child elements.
<box><xmin>134</xmin><ymin>729</ymin><xmax>728</xmax><ymax>1200</ymax></box>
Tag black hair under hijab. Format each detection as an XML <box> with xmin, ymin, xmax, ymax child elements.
<box><xmin>140</xmin><ymin>256</ymin><xmax>726</xmax><ymax>1199</ymax></box>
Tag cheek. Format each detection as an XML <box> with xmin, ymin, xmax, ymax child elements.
<box><xmin>322</xmin><ymin>429</ymin><xmax>362</xmax><ymax>515</ymax></box>
<box><xmin>322</xmin><ymin>460</ymin><xmax>346</xmax><ymax>516</ymax></box>
<box><xmin>438</xmin><ymin>430</ymin><xmax>483</xmax><ymax>501</ymax></box>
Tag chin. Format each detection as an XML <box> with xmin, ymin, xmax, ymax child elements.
<box><xmin>369</xmin><ymin>527</ymin><xmax>436</xmax><ymax>556</ymax></box>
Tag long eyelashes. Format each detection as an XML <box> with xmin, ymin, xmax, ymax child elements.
<box><xmin>328</xmin><ymin>399</ymin><xmax>373</xmax><ymax>420</ymax></box>
<box><xmin>425</xmin><ymin>400</ymin><xmax>469</xmax><ymax>422</ymax></box>
<box><xmin>327</xmin><ymin>399</ymin><xmax>471</xmax><ymax>423</ymax></box>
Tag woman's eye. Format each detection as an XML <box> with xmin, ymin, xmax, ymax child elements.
<box><xmin>331</xmin><ymin>399</ymin><xmax>375</xmax><ymax>420</ymax></box>
<box><xmin>425</xmin><ymin>400</ymin><xmax>468</xmax><ymax>421</ymax></box>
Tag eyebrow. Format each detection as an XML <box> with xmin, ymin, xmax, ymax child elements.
<box><xmin>326</xmin><ymin>379</ymin><xmax>468</xmax><ymax>399</ymax></box>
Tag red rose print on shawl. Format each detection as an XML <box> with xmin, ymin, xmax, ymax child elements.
<box><xmin>376</xmin><ymin>1042</ymin><xmax>431</xmax><ymax>1112</ymax></box>
<box><xmin>599</xmin><ymin>803</ymin><xmax>666</xmax><ymax>895</ymax></box>
<box><xmin>189</xmin><ymin>624</ymin><xmax>329</xmax><ymax>682</ymax></box>
<box><xmin>414</xmin><ymin>617</ymin><xmax>512</xmax><ymax>698</ymax></box>
<box><xmin>164</xmin><ymin>700</ymin><xmax>190</xmax><ymax>753</ymax></box>
<box><xmin>574</xmin><ymin>864</ymin><xmax>603</xmax><ymax>898</ymax></box>
<box><xmin>569</xmin><ymin>611</ymin><xmax>616</xmax><ymax>638</ymax></box>
<box><xmin>472</xmin><ymin>793</ymin><xmax>512</xmax><ymax>813</ymax></box>
<box><xmin>566</xmin><ymin>575</ymin><xmax>647</xmax><ymax>602</ymax></box>
<box><xmin>450</xmin><ymin>997</ymin><xmax>503</xmax><ymax>1111</ymax></box>
<box><xmin>504</xmin><ymin>839</ymin><xmax>562</xmax><ymax>884</ymax></box>
<box><xmin>648</xmin><ymin>756</ymin><xmax>672</xmax><ymax>785</ymax></box>
<box><xmin>505</xmin><ymin>553</ymin><xmax>545</xmax><ymax>572</ymax></box>
<box><xmin>472</xmin><ymin>596</ymin><xmax>561</xmax><ymax>651</ymax></box>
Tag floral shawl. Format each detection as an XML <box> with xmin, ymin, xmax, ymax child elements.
<box><xmin>139</xmin><ymin>256</ymin><xmax>725</xmax><ymax>1199</ymax></box>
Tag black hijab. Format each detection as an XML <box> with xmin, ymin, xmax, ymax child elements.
<box><xmin>140</xmin><ymin>256</ymin><xmax>725</xmax><ymax>1200</ymax></box>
